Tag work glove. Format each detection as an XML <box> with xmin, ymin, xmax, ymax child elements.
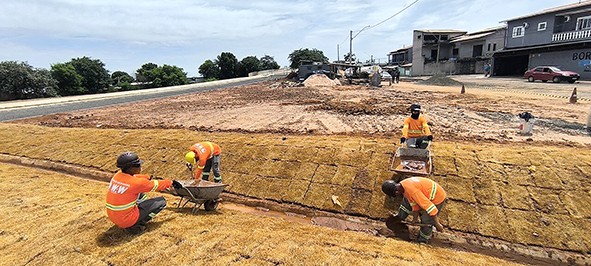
<box><xmin>150</xmin><ymin>175</ymin><xmax>163</xmax><ymax>180</ymax></box>
<box><xmin>400</xmin><ymin>137</ymin><xmax>406</xmax><ymax>144</ymax></box>
<box><xmin>426</xmin><ymin>135</ymin><xmax>433</xmax><ymax>141</ymax></box>
<box><xmin>172</xmin><ymin>180</ymin><xmax>183</xmax><ymax>190</ymax></box>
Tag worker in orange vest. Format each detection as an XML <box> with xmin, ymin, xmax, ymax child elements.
<box><xmin>185</xmin><ymin>141</ymin><xmax>222</xmax><ymax>183</ymax></box>
<box><xmin>401</xmin><ymin>103</ymin><xmax>432</xmax><ymax>149</ymax></box>
<box><xmin>382</xmin><ymin>177</ymin><xmax>446</xmax><ymax>243</ymax></box>
<box><xmin>106</xmin><ymin>152</ymin><xmax>182</xmax><ymax>234</ymax></box>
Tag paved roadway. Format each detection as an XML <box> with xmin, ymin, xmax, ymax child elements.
<box><xmin>0</xmin><ymin>75</ymin><xmax>280</xmax><ymax>122</ymax></box>
<box><xmin>453</xmin><ymin>75</ymin><xmax>591</xmax><ymax>100</ymax></box>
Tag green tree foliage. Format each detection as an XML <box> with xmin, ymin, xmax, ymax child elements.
<box><xmin>216</xmin><ymin>52</ymin><xmax>238</xmax><ymax>80</ymax></box>
<box><xmin>111</xmin><ymin>71</ymin><xmax>134</xmax><ymax>86</ymax></box>
<box><xmin>288</xmin><ymin>48</ymin><xmax>329</xmax><ymax>69</ymax></box>
<box><xmin>237</xmin><ymin>56</ymin><xmax>261</xmax><ymax>77</ymax></box>
<box><xmin>344</xmin><ymin>52</ymin><xmax>356</xmax><ymax>63</ymax></box>
<box><xmin>198</xmin><ymin>60</ymin><xmax>220</xmax><ymax>80</ymax></box>
<box><xmin>51</xmin><ymin>63</ymin><xmax>85</xmax><ymax>96</ymax></box>
<box><xmin>0</xmin><ymin>61</ymin><xmax>58</xmax><ymax>100</ymax></box>
<box><xmin>135</xmin><ymin>63</ymin><xmax>159</xmax><ymax>83</ymax></box>
<box><xmin>260</xmin><ymin>55</ymin><xmax>280</xmax><ymax>70</ymax></box>
<box><xmin>69</xmin><ymin>57</ymin><xmax>110</xmax><ymax>94</ymax></box>
<box><xmin>134</xmin><ymin>63</ymin><xmax>187</xmax><ymax>88</ymax></box>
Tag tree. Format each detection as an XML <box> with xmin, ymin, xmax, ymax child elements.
<box><xmin>215</xmin><ymin>52</ymin><xmax>238</xmax><ymax>79</ymax></box>
<box><xmin>260</xmin><ymin>55</ymin><xmax>280</xmax><ymax>70</ymax></box>
<box><xmin>51</xmin><ymin>63</ymin><xmax>85</xmax><ymax>96</ymax></box>
<box><xmin>136</xmin><ymin>63</ymin><xmax>158</xmax><ymax>83</ymax></box>
<box><xmin>0</xmin><ymin>61</ymin><xmax>58</xmax><ymax>100</ymax></box>
<box><xmin>153</xmin><ymin>64</ymin><xmax>188</xmax><ymax>87</ymax></box>
<box><xmin>344</xmin><ymin>52</ymin><xmax>356</xmax><ymax>63</ymax></box>
<box><xmin>134</xmin><ymin>63</ymin><xmax>187</xmax><ymax>88</ymax></box>
<box><xmin>111</xmin><ymin>71</ymin><xmax>134</xmax><ymax>86</ymax></box>
<box><xmin>288</xmin><ymin>48</ymin><xmax>329</xmax><ymax>69</ymax></box>
<box><xmin>69</xmin><ymin>56</ymin><xmax>110</xmax><ymax>94</ymax></box>
<box><xmin>198</xmin><ymin>60</ymin><xmax>220</xmax><ymax>80</ymax></box>
<box><xmin>237</xmin><ymin>56</ymin><xmax>261</xmax><ymax>77</ymax></box>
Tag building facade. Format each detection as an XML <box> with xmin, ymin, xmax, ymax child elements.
<box><xmin>494</xmin><ymin>2</ymin><xmax>591</xmax><ymax>79</ymax></box>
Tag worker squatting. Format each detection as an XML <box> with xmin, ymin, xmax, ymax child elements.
<box><xmin>105</xmin><ymin>104</ymin><xmax>445</xmax><ymax>243</ymax></box>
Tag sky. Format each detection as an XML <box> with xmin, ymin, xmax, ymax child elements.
<box><xmin>0</xmin><ymin>0</ymin><xmax>580</xmax><ymax>77</ymax></box>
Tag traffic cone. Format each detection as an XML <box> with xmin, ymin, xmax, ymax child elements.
<box><xmin>570</xmin><ymin>87</ymin><xmax>578</xmax><ymax>104</ymax></box>
<box><xmin>461</xmin><ymin>84</ymin><xmax>465</xmax><ymax>94</ymax></box>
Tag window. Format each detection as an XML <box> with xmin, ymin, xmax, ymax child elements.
<box><xmin>452</xmin><ymin>48</ymin><xmax>459</xmax><ymax>56</ymax></box>
<box><xmin>487</xmin><ymin>43</ymin><xmax>491</xmax><ymax>51</ymax></box>
<box><xmin>577</xmin><ymin>16</ymin><xmax>591</xmax><ymax>30</ymax></box>
<box><xmin>493</xmin><ymin>43</ymin><xmax>497</xmax><ymax>51</ymax></box>
<box><xmin>472</xmin><ymin>45</ymin><xmax>483</xmax><ymax>57</ymax></box>
<box><xmin>538</xmin><ymin>22</ymin><xmax>547</xmax><ymax>31</ymax></box>
<box><xmin>512</xmin><ymin>26</ymin><xmax>525</xmax><ymax>38</ymax></box>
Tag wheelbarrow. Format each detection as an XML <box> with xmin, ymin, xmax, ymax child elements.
<box><xmin>172</xmin><ymin>179</ymin><xmax>228</xmax><ymax>213</ymax></box>
<box><xmin>390</xmin><ymin>145</ymin><xmax>432</xmax><ymax>177</ymax></box>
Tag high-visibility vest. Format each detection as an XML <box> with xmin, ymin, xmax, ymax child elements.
<box><xmin>105</xmin><ymin>172</ymin><xmax>172</xmax><ymax>228</ymax></box>
<box><xmin>402</xmin><ymin>115</ymin><xmax>432</xmax><ymax>138</ymax></box>
<box><xmin>401</xmin><ymin>177</ymin><xmax>446</xmax><ymax>216</ymax></box>
<box><xmin>189</xmin><ymin>142</ymin><xmax>222</xmax><ymax>178</ymax></box>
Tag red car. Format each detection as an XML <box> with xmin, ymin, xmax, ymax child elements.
<box><xmin>524</xmin><ymin>66</ymin><xmax>580</xmax><ymax>83</ymax></box>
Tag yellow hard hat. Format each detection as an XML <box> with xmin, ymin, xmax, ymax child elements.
<box><xmin>185</xmin><ymin>151</ymin><xmax>196</xmax><ymax>164</ymax></box>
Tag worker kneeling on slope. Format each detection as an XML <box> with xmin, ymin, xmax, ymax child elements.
<box><xmin>185</xmin><ymin>141</ymin><xmax>222</xmax><ymax>183</ymax></box>
<box><xmin>400</xmin><ymin>103</ymin><xmax>432</xmax><ymax>149</ymax></box>
<box><xmin>382</xmin><ymin>177</ymin><xmax>446</xmax><ymax>243</ymax></box>
<box><xmin>106</xmin><ymin>152</ymin><xmax>182</xmax><ymax>234</ymax></box>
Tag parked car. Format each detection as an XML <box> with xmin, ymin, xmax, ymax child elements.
<box><xmin>523</xmin><ymin>66</ymin><xmax>580</xmax><ymax>83</ymax></box>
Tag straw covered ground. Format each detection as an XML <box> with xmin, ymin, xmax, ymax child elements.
<box><xmin>0</xmin><ymin>123</ymin><xmax>589</xmax><ymax>255</ymax></box>
<box><xmin>0</xmin><ymin>162</ymin><xmax>524</xmax><ymax>266</ymax></box>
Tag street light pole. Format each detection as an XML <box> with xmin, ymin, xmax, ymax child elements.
<box><xmin>348</xmin><ymin>25</ymin><xmax>371</xmax><ymax>65</ymax></box>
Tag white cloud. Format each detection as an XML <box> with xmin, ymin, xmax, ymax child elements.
<box><xmin>0</xmin><ymin>0</ymin><xmax>578</xmax><ymax>75</ymax></box>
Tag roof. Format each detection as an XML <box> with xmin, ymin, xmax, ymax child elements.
<box><xmin>501</xmin><ymin>1</ymin><xmax>591</xmax><ymax>22</ymax></box>
<box><xmin>414</xmin><ymin>29</ymin><xmax>467</xmax><ymax>34</ymax></box>
<box><xmin>388</xmin><ymin>46</ymin><xmax>412</xmax><ymax>55</ymax></box>
<box><xmin>450</xmin><ymin>31</ymin><xmax>496</xmax><ymax>43</ymax></box>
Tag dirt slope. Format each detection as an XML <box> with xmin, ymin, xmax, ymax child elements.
<box><xmin>0</xmin><ymin>163</ymin><xmax>520</xmax><ymax>266</ymax></box>
<box><xmin>0</xmin><ymin>123</ymin><xmax>589</xmax><ymax>257</ymax></box>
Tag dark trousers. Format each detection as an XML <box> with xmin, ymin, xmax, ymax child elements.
<box><xmin>128</xmin><ymin>196</ymin><xmax>167</xmax><ymax>230</ymax></box>
<box><xmin>397</xmin><ymin>197</ymin><xmax>446</xmax><ymax>242</ymax></box>
<box><xmin>202</xmin><ymin>154</ymin><xmax>221</xmax><ymax>181</ymax></box>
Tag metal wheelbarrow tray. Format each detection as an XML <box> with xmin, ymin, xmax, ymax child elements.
<box><xmin>391</xmin><ymin>147</ymin><xmax>432</xmax><ymax>176</ymax></box>
<box><xmin>173</xmin><ymin>179</ymin><xmax>229</xmax><ymax>213</ymax></box>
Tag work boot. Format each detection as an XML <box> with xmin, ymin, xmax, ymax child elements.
<box><xmin>214</xmin><ymin>176</ymin><xmax>222</xmax><ymax>183</ymax></box>
<box><xmin>125</xmin><ymin>225</ymin><xmax>146</xmax><ymax>235</ymax></box>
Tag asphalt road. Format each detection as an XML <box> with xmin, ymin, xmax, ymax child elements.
<box><xmin>0</xmin><ymin>75</ymin><xmax>278</xmax><ymax>122</ymax></box>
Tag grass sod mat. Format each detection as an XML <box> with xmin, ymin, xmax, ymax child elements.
<box><xmin>0</xmin><ymin>123</ymin><xmax>590</xmax><ymax>253</ymax></box>
<box><xmin>0</xmin><ymin>163</ymin><xmax>521</xmax><ymax>266</ymax></box>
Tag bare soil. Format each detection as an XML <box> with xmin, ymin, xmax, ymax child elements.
<box><xmin>15</xmin><ymin>77</ymin><xmax>591</xmax><ymax>146</ymax></box>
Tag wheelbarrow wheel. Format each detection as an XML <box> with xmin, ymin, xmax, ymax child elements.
<box><xmin>204</xmin><ymin>200</ymin><xmax>219</xmax><ymax>211</ymax></box>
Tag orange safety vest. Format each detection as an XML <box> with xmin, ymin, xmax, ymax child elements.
<box><xmin>401</xmin><ymin>177</ymin><xmax>446</xmax><ymax>216</ymax></box>
<box><xmin>402</xmin><ymin>115</ymin><xmax>431</xmax><ymax>138</ymax></box>
<box><xmin>189</xmin><ymin>142</ymin><xmax>222</xmax><ymax>179</ymax></box>
<box><xmin>105</xmin><ymin>172</ymin><xmax>172</xmax><ymax>228</ymax></box>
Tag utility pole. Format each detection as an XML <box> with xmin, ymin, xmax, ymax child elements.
<box><xmin>349</xmin><ymin>30</ymin><xmax>353</xmax><ymax>65</ymax></box>
<box><xmin>337</xmin><ymin>44</ymin><xmax>340</xmax><ymax>62</ymax></box>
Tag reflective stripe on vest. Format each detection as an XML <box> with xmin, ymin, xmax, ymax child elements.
<box><xmin>151</xmin><ymin>180</ymin><xmax>159</xmax><ymax>192</ymax></box>
<box><xmin>429</xmin><ymin>181</ymin><xmax>437</xmax><ymax>201</ymax></box>
<box><xmin>409</xmin><ymin>129</ymin><xmax>423</xmax><ymax>134</ymax></box>
<box><xmin>205</xmin><ymin>142</ymin><xmax>215</xmax><ymax>159</ymax></box>
<box><xmin>426</xmin><ymin>204</ymin><xmax>436</xmax><ymax>214</ymax></box>
<box><xmin>106</xmin><ymin>201</ymin><xmax>136</xmax><ymax>211</ymax></box>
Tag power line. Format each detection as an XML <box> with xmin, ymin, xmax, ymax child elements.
<box><xmin>367</xmin><ymin>0</ymin><xmax>420</xmax><ymax>31</ymax></box>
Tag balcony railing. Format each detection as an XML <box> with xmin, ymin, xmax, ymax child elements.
<box><xmin>552</xmin><ymin>29</ymin><xmax>591</xmax><ymax>42</ymax></box>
